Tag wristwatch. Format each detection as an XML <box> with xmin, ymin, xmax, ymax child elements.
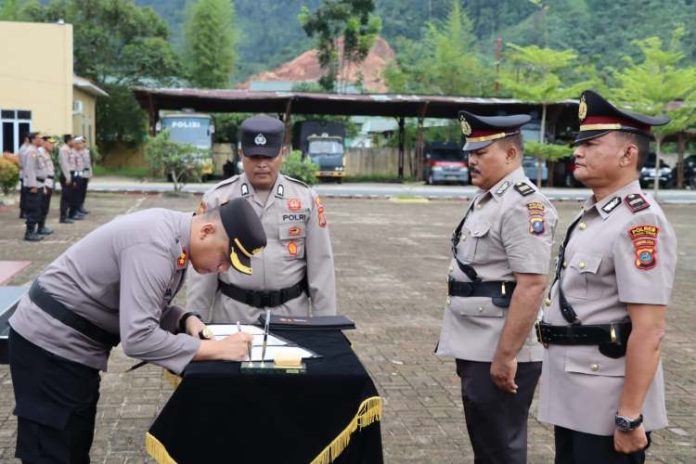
<box><xmin>178</xmin><ymin>312</ymin><xmax>202</xmax><ymax>334</ymax></box>
<box><xmin>615</xmin><ymin>412</ymin><xmax>643</xmax><ymax>432</ymax></box>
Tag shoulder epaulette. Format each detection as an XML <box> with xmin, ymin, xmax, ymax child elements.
<box><xmin>209</xmin><ymin>175</ymin><xmax>240</xmax><ymax>192</ymax></box>
<box><xmin>624</xmin><ymin>193</ymin><xmax>650</xmax><ymax>213</ymax></box>
<box><xmin>284</xmin><ymin>175</ymin><xmax>309</xmax><ymax>189</ymax></box>
<box><xmin>513</xmin><ymin>182</ymin><xmax>535</xmax><ymax>196</ymax></box>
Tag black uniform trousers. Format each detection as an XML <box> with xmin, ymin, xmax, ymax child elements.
<box><xmin>77</xmin><ymin>177</ymin><xmax>88</xmax><ymax>210</ymax></box>
<box><xmin>39</xmin><ymin>183</ymin><xmax>53</xmax><ymax>226</ymax></box>
<box><xmin>456</xmin><ymin>360</ymin><xmax>542</xmax><ymax>464</ymax></box>
<box><xmin>59</xmin><ymin>175</ymin><xmax>75</xmax><ymax>219</ymax></box>
<box><xmin>9</xmin><ymin>328</ymin><xmax>100</xmax><ymax>464</ymax></box>
<box><xmin>22</xmin><ymin>188</ymin><xmax>43</xmax><ymax>229</ymax></box>
<box><xmin>19</xmin><ymin>178</ymin><xmax>26</xmax><ymax>216</ymax></box>
<box><xmin>554</xmin><ymin>426</ymin><xmax>650</xmax><ymax>464</ymax></box>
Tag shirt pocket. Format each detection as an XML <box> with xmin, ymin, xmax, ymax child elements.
<box><xmin>468</xmin><ymin>221</ymin><xmax>492</xmax><ymax>263</ymax></box>
<box><xmin>564</xmin><ymin>345</ymin><xmax>625</xmax><ymax>377</ymax></box>
<box><xmin>563</xmin><ymin>254</ymin><xmax>603</xmax><ymax>300</ymax></box>
<box><xmin>279</xmin><ymin>224</ymin><xmax>306</xmax><ymax>260</ymax></box>
<box><xmin>449</xmin><ymin>296</ymin><xmax>505</xmax><ymax>318</ymax></box>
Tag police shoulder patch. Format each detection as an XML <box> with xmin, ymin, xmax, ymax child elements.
<box><xmin>624</xmin><ymin>193</ymin><xmax>650</xmax><ymax>213</ymax></box>
<box><xmin>628</xmin><ymin>224</ymin><xmax>659</xmax><ymax>270</ymax></box>
<box><xmin>513</xmin><ymin>182</ymin><xmax>535</xmax><ymax>196</ymax></box>
<box><xmin>526</xmin><ymin>202</ymin><xmax>545</xmax><ymax>235</ymax></box>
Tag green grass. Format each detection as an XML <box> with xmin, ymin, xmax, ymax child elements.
<box><xmin>92</xmin><ymin>165</ymin><xmax>150</xmax><ymax>179</ymax></box>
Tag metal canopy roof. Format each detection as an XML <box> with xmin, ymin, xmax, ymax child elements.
<box><xmin>133</xmin><ymin>87</ymin><xmax>579</xmax><ymax>120</ymax></box>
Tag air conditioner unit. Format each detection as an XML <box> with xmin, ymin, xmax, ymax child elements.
<box><xmin>72</xmin><ymin>100</ymin><xmax>84</xmax><ymax>114</ymax></box>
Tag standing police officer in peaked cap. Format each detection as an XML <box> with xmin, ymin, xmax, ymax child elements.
<box><xmin>8</xmin><ymin>199</ymin><xmax>266</xmax><ymax>462</ymax></box>
<box><xmin>187</xmin><ymin>114</ymin><xmax>337</xmax><ymax>324</ymax></box>
<box><xmin>537</xmin><ymin>90</ymin><xmax>677</xmax><ymax>463</ymax></box>
<box><xmin>436</xmin><ymin>110</ymin><xmax>558</xmax><ymax>463</ymax></box>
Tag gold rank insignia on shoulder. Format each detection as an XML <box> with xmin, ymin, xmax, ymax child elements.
<box><xmin>459</xmin><ymin>116</ymin><xmax>472</xmax><ymax>136</ymax></box>
<box><xmin>578</xmin><ymin>95</ymin><xmax>588</xmax><ymax>121</ymax></box>
<box><xmin>624</xmin><ymin>193</ymin><xmax>650</xmax><ymax>213</ymax></box>
<box><xmin>513</xmin><ymin>182</ymin><xmax>534</xmax><ymax>196</ymax></box>
<box><xmin>176</xmin><ymin>250</ymin><xmax>188</xmax><ymax>269</ymax></box>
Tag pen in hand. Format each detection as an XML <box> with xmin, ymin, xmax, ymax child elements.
<box><xmin>237</xmin><ymin>320</ymin><xmax>251</xmax><ymax>361</ymax></box>
<box><xmin>260</xmin><ymin>309</ymin><xmax>271</xmax><ymax>364</ymax></box>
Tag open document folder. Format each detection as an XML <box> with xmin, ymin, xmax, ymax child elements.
<box><xmin>206</xmin><ymin>324</ymin><xmax>319</xmax><ymax>362</ymax></box>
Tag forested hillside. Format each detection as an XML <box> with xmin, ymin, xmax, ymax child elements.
<box><xmin>137</xmin><ymin>0</ymin><xmax>696</xmax><ymax>83</ymax></box>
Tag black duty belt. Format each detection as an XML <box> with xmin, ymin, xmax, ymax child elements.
<box><xmin>218</xmin><ymin>277</ymin><xmax>308</xmax><ymax>309</ymax></box>
<box><xmin>535</xmin><ymin>321</ymin><xmax>632</xmax><ymax>358</ymax></box>
<box><xmin>29</xmin><ymin>280</ymin><xmax>120</xmax><ymax>347</ymax></box>
<box><xmin>448</xmin><ymin>279</ymin><xmax>515</xmax><ymax>308</ymax></box>
<box><xmin>36</xmin><ymin>177</ymin><xmax>45</xmax><ymax>182</ymax></box>
<box><xmin>47</xmin><ymin>175</ymin><xmax>54</xmax><ymax>180</ymax></box>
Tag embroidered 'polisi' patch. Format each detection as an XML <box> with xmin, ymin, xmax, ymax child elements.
<box><xmin>527</xmin><ymin>202</ymin><xmax>545</xmax><ymax>235</ymax></box>
<box><xmin>628</xmin><ymin>224</ymin><xmax>659</xmax><ymax>270</ymax></box>
<box><xmin>625</xmin><ymin>193</ymin><xmax>650</xmax><ymax>213</ymax></box>
<box><xmin>513</xmin><ymin>182</ymin><xmax>534</xmax><ymax>196</ymax></box>
<box><xmin>601</xmin><ymin>196</ymin><xmax>621</xmax><ymax>214</ymax></box>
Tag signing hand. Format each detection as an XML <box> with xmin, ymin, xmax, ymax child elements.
<box><xmin>614</xmin><ymin>425</ymin><xmax>648</xmax><ymax>454</ymax></box>
<box><xmin>490</xmin><ymin>356</ymin><xmax>518</xmax><ymax>394</ymax></box>
<box><xmin>216</xmin><ymin>333</ymin><xmax>253</xmax><ymax>361</ymax></box>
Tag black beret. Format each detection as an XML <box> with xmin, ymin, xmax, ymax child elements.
<box><xmin>219</xmin><ymin>198</ymin><xmax>267</xmax><ymax>275</ymax></box>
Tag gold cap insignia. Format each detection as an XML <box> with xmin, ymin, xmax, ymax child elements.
<box><xmin>578</xmin><ymin>96</ymin><xmax>588</xmax><ymax>121</ymax></box>
<box><xmin>460</xmin><ymin>117</ymin><xmax>472</xmax><ymax>136</ymax></box>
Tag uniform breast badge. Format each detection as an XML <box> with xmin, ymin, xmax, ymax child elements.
<box><xmin>628</xmin><ymin>224</ymin><xmax>659</xmax><ymax>270</ymax></box>
<box><xmin>287</xmin><ymin>198</ymin><xmax>302</xmax><ymax>211</ymax></box>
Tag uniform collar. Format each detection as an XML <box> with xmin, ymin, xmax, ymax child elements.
<box><xmin>584</xmin><ymin>179</ymin><xmax>641</xmax><ymax>219</ymax></box>
<box><xmin>477</xmin><ymin>166</ymin><xmax>526</xmax><ymax>205</ymax></box>
<box><xmin>239</xmin><ymin>172</ymin><xmax>285</xmax><ymax>208</ymax></box>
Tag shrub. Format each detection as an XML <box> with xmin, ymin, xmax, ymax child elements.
<box><xmin>281</xmin><ymin>150</ymin><xmax>318</xmax><ymax>185</ymax></box>
<box><xmin>0</xmin><ymin>155</ymin><xmax>20</xmax><ymax>195</ymax></box>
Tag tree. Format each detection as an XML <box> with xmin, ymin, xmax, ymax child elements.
<box><xmin>144</xmin><ymin>130</ymin><xmax>206</xmax><ymax>192</ymax></box>
<box><xmin>0</xmin><ymin>0</ymin><xmax>23</xmax><ymax>20</ymax></box>
<box><xmin>611</xmin><ymin>27</ymin><xmax>696</xmax><ymax>194</ymax></box>
<box><xmin>299</xmin><ymin>0</ymin><xmax>381</xmax><ymax>92</ymax></box>
<box><xmin>22</xmin><ymin>0</ymin><xmax>182</xmax><ymax>148</ymax></box>
<box><xmin>184</xmin><ymin>0</ymin><xmax>236</xmax><ymax>88</ymax></box>
<box><xmin>385</xmin><ymin>0</ymin><xmax>489</xmax><ymax>96</ymax></box>
<box><xmin>525</xmin><ymin>141</ymin><xmax>572</xmax><ymax>187</ymax></box>
<box><xmin>500</xmin><ymin>43</ymin><xmax>599</xmax><ymax>186</ymax></box>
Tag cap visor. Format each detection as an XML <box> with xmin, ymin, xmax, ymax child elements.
<box><xmin>463</xmin><ymin>140</ymin><xmax>494</xmax><ymax>152</ymax></box>
<box><xmin>574</xmin><ymin>130</ymin><xmax>614</xmax><ymax>145</ymax></box>
<box><xmin>229</xmin><ymin>245</ymin><xmax>253</xmax><ymax>275</ymax></box>
<box><xmin>242</xmin><ymin>145</ymin><xmax>280</xmax><ymax>157</ymax></box>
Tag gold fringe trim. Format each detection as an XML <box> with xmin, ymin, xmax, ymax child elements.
<box><xmin>163</xmin><ymin>369</ymin><xmax>182</xmax><ymax>388</ymax></box>
<box><xmin>309</xmin><ymin>396</ymin><xmax>383</xmax><ymax>464</ymax></box>
<box><xmin>145</xmin><ymin>432</ymin><xmax>177</xmax><ymax>464</ymax></box>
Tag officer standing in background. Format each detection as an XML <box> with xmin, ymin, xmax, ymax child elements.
<box><xmin>187</xmin><ymin>114</ymin><xmax>337</xmax><ymax>324</ymax></box>
<box><xmin>58</xmin><ymin>135</ymin><xmax>76</xmax><ymax>224</ymax></box>
<box><xmin>36</xmin><ymin>135</ymin><xmax>56</xmax><ymax>236</ymax></box>
<box><xmin>73</xmin><ymin>136</ymin><xmax>91</xmax><ymax>215</ymax></box>
<box><xmin>537</xmin><ymin>90</ymin><xmax>677</xmax><ymax>463</ymax></box>
<box><xmin>21</xmin><ymin>132</ymin><xmax>48</xmax><ymax>242</ymax></box>
<box><xmin>436</xmin><ymin>111</ymin><xmax>558</xmax><ymax>464</ymax></box>
<box><xmin>17</xmin><ymin>133</ymin><xmax>30</xmax><ymax>219</ymax></box>
<box><xmin>8</xmin><ymin>198</ymin><xmax>266</xmax><ymax>463</ymax></box>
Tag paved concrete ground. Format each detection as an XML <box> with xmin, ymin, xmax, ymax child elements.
<box><xmin>0</xmin><ymin>192</ymin><xmax>694</xmax><ymax>463</ymax></box>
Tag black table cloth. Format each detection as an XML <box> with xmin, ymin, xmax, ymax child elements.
<box><xmin>146</xmin><ymin>330</ymin><xmax>383</xmax><ymax>464</ymax></box>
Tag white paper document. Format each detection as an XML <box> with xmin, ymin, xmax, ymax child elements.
<box><xmin>208</xmin><ymin>324</ymin><xmax>287</xmax><ymax>346</ymax></box>
<box><xmin>247</xmin><ymin>345</ymin><xmax>317</xmax><ymax>362</ymax></box>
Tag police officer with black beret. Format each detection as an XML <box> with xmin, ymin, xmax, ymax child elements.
<box><xmin>8</xmin><ymin>199</ymin><xmax>266</xmax><ymax>463</ymax></box>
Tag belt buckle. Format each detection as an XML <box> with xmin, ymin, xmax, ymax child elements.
<box><xmin>535</xmin><ymin>322</ymin><xmax>548</xmax><ymax>348</ymax></box>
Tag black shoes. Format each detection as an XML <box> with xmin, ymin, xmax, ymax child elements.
<box><xmin>60</xmin><ymin>217</ymin><xmax>75</xmax><ymax>224</ymax></box>
<box><xmin>37</xmin><ymin>226</ymin><xmax>54</xmax><ymax>235</ymax></box>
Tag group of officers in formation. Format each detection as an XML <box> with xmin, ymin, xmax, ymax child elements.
<box><xmin>7</xmin><ymin>90</ymin><xmax>676</xmax><ymax>464</ymax></box>
<box><xmin>17</xmin><ymin>132</ymin><xmax>92</xmax><ymax>241</ymax></box>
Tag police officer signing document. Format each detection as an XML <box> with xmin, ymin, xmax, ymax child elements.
<box><xmin>537</xmin><ymin>90</ymin><xmax>677</xmax><ymax>463</ymax></box>
<box><xmin>8</xmin><ymin>199</ymin><xmax>266</xmax><ymax>463</ymax></box>
<box><xmin>187</xmin><ymin>114</ymin><xmax>337</xmax><ymax>324</ymax></box>
<box><xmin>436</xmin><ymin>111</ymin><xmax>558</xmax><ymax>464</ymax></box>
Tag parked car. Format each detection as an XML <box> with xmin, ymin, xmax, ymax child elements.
<box><xmin>671</xmin><ymin>154</ymin><xmax>696</xmax><ymax>189</ymax></box>
<box><xmin>424</xmin><ymin>142</ymin><xmax>469</xmax><ymax>185</ymax></box>
<box><xmin>640</xmin><ymin>153</ymin><xmax>673</xmax><ymax>188</ymax></box>
<box><xmin>522</xmin><ymin>156</ymin><xmax>548</xmax><ymax>184</ymax></box>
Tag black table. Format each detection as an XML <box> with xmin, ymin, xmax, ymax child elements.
<box><xmin>146</xmin><ymin>330</ymin><xmax>383</xmax><ymax>464</ymax></box>
<box><xmin>0</xmin><ymin>286</ymin><xmax>28</xmax><ymax>364</ymax></box>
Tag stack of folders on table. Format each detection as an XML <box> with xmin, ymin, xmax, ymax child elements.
<box><xmin>257</xmin><ymin>314</ymin><xmax>356</xmax><ymax>331</ymax></box>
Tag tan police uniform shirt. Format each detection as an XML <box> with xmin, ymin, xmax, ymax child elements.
<box><xmin>59</xmin><ymin>144</ymin><xmax>78</xmax><ymax>183</ymax></box>
<box><xmin>78</xmin><ymin>148</ymin><xmax>92</xmax><ymax>178</ymax></box>
<box><xmin>436</xmin><ymin>167</ymin><xmax>558</xmax><ymax>363</ymax></box>
<box><xmin>10</xmin><ymin>209</ymin><xmax>200</xmax><ymax>373</ymax></box>
<box><xmin>538</xmin><ymin>180</ymin><xmax>677</xmax><ymax>435</ymax></box>
<box><xmin>38</xmin><ymin>147</ymin><xmax>54</xmax><ymax>189</ymax></box>
<box><xmin>186</xmin><ymin>172</ymin><xmax>337</xmax><ymax>323</ymax></box>
<box><xmin>21</xmin><ymin>145</ymin><xmax>46</xmax><ymax>189</ymax></box>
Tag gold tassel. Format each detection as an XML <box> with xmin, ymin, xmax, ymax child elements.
<box><xmin>163</xmin><ymin>369</ymin><xmax>182</xmax><ymax>388</ymax></box>
<box><xmin>145</xmin><ymin>432</ymin><xmax>177</xmax><ymax>464</ymax></box>
<box><xmin>310</xmin><ymin>396</ymin><xmax>383</xmax><ymax>464</ymax></box>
